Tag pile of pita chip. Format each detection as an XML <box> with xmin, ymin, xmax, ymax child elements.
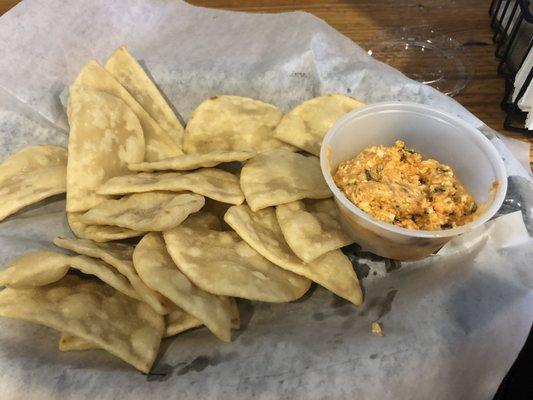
<box><xmin>0</xmin><ymin>46</ymin><xmax>365</xmax><ymax>373</ymax></box>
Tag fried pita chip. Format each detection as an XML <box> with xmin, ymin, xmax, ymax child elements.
<box><xmin>74</xmin><ymin>61</ymin><xmax>183</xmax><ymax>161</ymax></box>
<box><xmin>274</xmin><ymin>94</ymin><xmax>364</xmax><ymax>155</ymax></box>
<box><xmin>0</xmin><ymin>145</ymin><xmax>67</xmax><ymax>222</ymax></box>
<box><xmin>128</xmin><ymin>149</ymin><xmax>255</xmax><ymax>172</ymax></box>
<box><xmin>275</xmin><ymin>199</ymin><xmax>353</xmax><ymax>262</ymax></box>
<box><xmin>67</xmin><ymin>255</ymin><xmax>139</xmax><ymax>300</ymax></box>
<box><xmin>164</xmin><ymin>308</ymin><xmax>203</xmax><ymax>338</ymax></box>
<box><xmin>1</xmin><ymin>250</ymin><xmax>138</xmax><ymax>301</ymax></box>
<box><xmin>59</xmin><ymin>332</ymin><xmax>96</xmax><ymax>351</ymax></box>
<box><xmin>163</xmin><ymin>225</ymin><xmax>311</xmax><ymax>302</ymax></box>
<box><xmin>202</xmin><ymin>198</ymin><xmax>232</xmax><ymax>230</ymax></box>
<box><xmin>67</xmin><ymin>212</ymin><xmax>144</xmax><ymax>242</ymax></box>
<box><xmin>227</xmin><ymin>298</ymin><xmax>241</xmax><ymax>330</ymax></box>
<box><xmin>59</xmin><ymin>307</ymin><xmax>203</xmax><ymax>351</ymax></box>
<box><xmin>0</xmin><ymin>250</ymin><xmax>70</xmax><ymax>288</ymax></box>
<box><xmin>54</xmin><ymin>236</ymin><xmax>134</xmax><ymax>258</ymax></box>
<box><xmin>133</xmin><ymin>233</ymin><xmax>233</xmax><ymax>342</ymax></box>
<box><xmin>183</xmin><ymin>211</ymin><xmax>222</xmax><ymax>231</ymax></box>
<box><xmin>224</xmin><ymin>205</ymin><xmax>362</xmax><ymax>306</ymax></box>
<box><xmin>240</xmin><ymin>148</ymin><xmax>331</xmax><ymax>211</ymax></box>
<box><xmin>66</xmin><ymin>85</ymin><xmax>145</xmax><ymax>212</ymax></box>
<box><xmin>79</xmin><ymin>192</ymin><xmax>204</xmax><ymax>231</ymax></box>
<box><xmin>183</xmin><ymin>95</ymin><xmax>285</xmax><ymax>153</ymax></box>
<box><xmin>105</xmin><ymin>47</ymin><xmax>185</xmax><ymax>149</ymax></box>
<box><xmin>53</xmin><ymin>237</ymin><xmax>169</xmax><ymax>315</ymax></box>
<box><xmin>97</xmin><ymin>169</ymin><xmax>243</xmax><ymax>205</ymax></box>
<box><xmin>0</xmin><ymin>275</ymin><xmax>164</xmax><ymax>373</ymax></box>
<box><xmin>59</xmin><ymin>307</ymin><xmax>202</xmax><ymax>350</ymax></box>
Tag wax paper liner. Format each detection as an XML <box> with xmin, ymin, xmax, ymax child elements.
<box><xmin>0</xmin><ymin>1</ymin><xmax>532</xmax><ymax>399</ymax></box>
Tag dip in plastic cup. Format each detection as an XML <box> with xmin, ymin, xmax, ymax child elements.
<box><xmin>320</xmin><ymin>102</ymin><xmax>507</xmax><ymax>260</ymax></box>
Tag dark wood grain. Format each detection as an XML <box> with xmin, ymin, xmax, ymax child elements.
<box><xmin>1</xmin><ymin>0</ymin><xmax>531</xmax><ymax>166</ymax></box>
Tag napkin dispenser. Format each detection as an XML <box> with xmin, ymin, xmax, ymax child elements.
<box><xmin>490</xmin><ymin>0</ymin><xmax>533</xmax><ymax>132</ymax></box>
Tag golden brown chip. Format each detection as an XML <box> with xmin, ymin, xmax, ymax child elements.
<box><xmin>274</xmin><ymin>94</ymin><xmax>364</xmax><ymax>155</ymax></box>
<box><xmin>74</xmin><ymin>60</ymin><xmax>183</xmax><ymax>161</ymax></box>
<box><xmin>183</xmin><ymin>95</ymin><xmax>285</xmax><ymax>153</ymax></box>
<box><xmin>59</xmin><ymin>332</ymin><xmax>97</xmax><ymax>351</ymax></box>
<box><xmin>67</xmin><ymin>255</ymin><xmax>139</xmax><ymax>300</ymax></box>
<box><xmin>202</xmin><ymin>199</ymin><xmax>233</xmax><ymax>230</ymax></box>
<box><xmin>0</xmin><ymin>275</ymin><xmax>164</xmax><ymax>373</ymax></box>
<box><xmin>164</xmin><ymin>308</ymin><xmax>203</xmax><ymax>338</ymax></box>
<box><xmin>275</xmin><ymin>199</ymin><xmax>352</xmax><ymax>262</ymax></box>
<box><xmin>240</xmin><ymin>148</ymin><xmax>331</xmax><ymax>211</ymax></box>
<box><xmin>163</xmin><ymin>225</ymin><xmax>311</xmax><ymax>302</ymax></box>
<box><xmin>224</xmin><ymin>205</ymin><xmax>363</xmax><ymax>306</ymax></box>
<box><xmin>53</xmin><ymin>237</ymin><xmax>170</xmax><ymax>315</ymax></box>
<box><xmin>128</xmin><ymin>149</ymin><xmax>255</xmax><ymax>172</ymax></box>
<box><xmin>228</xmin><ymin>298</ymin><xmax>241</xmax><ymax>330</ymax></box>
<box><xmin>0</xmin><ymin>250</ymin><xmax>70</xmax><ymax>288</ymax></box>
<box><xmin>105</xmin><ymin>47</ymin><xmax>185</xmax><ymax>149</ymax></box>
<box><xmin>60</xmin><ymin>307</ymin><xmax>202</xmax><ymax>349</ymax></box>
<box><xmin>67</xmin><ymin>212</ymin><xmax>144</xmax><ymax>242</ymax></box>
<box><xmin>97</xmin><ymin>169</ymin><xmax>244</xmax><ymax>205</ymax></box>
<box><xmin>183</xmin><ymin>211</ymin><xmax>222</xmax><ymax>231</ymax></box>
<box><xmin>66</xmin><ymin>85</ymin><xmax>145</xmax><ymax>212</ymax></box>
<box><xmin>1</xmin><ymin>250</ymin><xmax>140</xmax><ymax>301</ymax></box>
<box><xmin>0</xmin><ymin>145</ymin><xmax>67</xmax><ymax>222</ymax></box>
<box><xmin>133</xmin><ymin>233</ymin><xmax>233</xmax><ymax>342</ymax></box>
<box><xmin>79</xmin><ymin>192</ymin><xmax>205</xmax><ymax>231</ymax></box>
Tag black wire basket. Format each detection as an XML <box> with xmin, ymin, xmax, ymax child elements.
<box><xmin>490</xmin><ymin>0</ymin><xmax>533</xmax><ymax>133</ymax></box>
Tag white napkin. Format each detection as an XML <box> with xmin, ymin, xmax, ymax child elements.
<box><xmin>512</xmin><ymin>46</ymin><xmax>533</xmax><ymax>129</ymax></box>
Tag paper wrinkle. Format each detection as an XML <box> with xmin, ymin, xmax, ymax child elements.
<box><xmin>496</xmin><ymin>133</ymin><xmax>532</xmax><ymax>177</ymax></box>
<box><xmin>0</xmin><ymin>87</ymin><xmax>67</xmax><ymax>161</ymax></box>
<box><xmin>487</xmin><ymin>211</ymin><xmax>532</xmax><ymax>249</ymax></box>
<box><xmin>437</xmin><ymin>211</ymin><xmax>531</xmax><ymax>258</ymax></box>
<box><xmin>0</xmin><ymin>1</ymin><xmax>532</xmax><ymax>399</ymax></box>
<box><xmin>491</xmin><ymin>137</ymin><xmax>532</xmax><ymax>179</ymax></box>
<box><xmin>436</xmin><ymin>222</ymin><xmax>493</xmax><ymax>258</ymax></box>
<box><xmin>0</xmin><ymin>0</ymin><xmax>480</xmax><ymax>131</ymax></box>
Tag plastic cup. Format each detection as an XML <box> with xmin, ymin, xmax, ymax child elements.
<box><xmin>320</xmin><ymin>102</ymin><xmax>507</xmax><ymax>260</ymax></box>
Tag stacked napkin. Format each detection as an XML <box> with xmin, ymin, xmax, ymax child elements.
<box><xmin>512</xmin><ymin>47</ymin><xmax>533</xmax><ymax>129</ymax></box>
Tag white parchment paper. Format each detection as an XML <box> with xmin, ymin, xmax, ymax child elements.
<box><xmin>0</xmin><ymin>1</ymin><xmax>532</xmax><ymax>399</ymax></box>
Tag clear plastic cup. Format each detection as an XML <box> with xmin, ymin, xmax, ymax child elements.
<box><xmin>320</xmin><ymin>102</ymin><xmax>507</xmax><ymax>260</ymax></box>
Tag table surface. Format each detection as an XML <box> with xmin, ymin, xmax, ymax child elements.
<box><xmin>1</xmin><ymin>0</ymin><xmax>531</xmax><ymax>167</ymax></box>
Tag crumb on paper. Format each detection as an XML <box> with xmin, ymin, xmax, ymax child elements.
<box><xmin>371</xmin><ymin>322</ymin><xmax>384</xmax><ymax>336</ymax></box>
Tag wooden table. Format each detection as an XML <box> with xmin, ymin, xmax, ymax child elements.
<box><xmin>1</xmin><ymin>0</ymin><xmax>531</xmax><ymax>167</ymax></box>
